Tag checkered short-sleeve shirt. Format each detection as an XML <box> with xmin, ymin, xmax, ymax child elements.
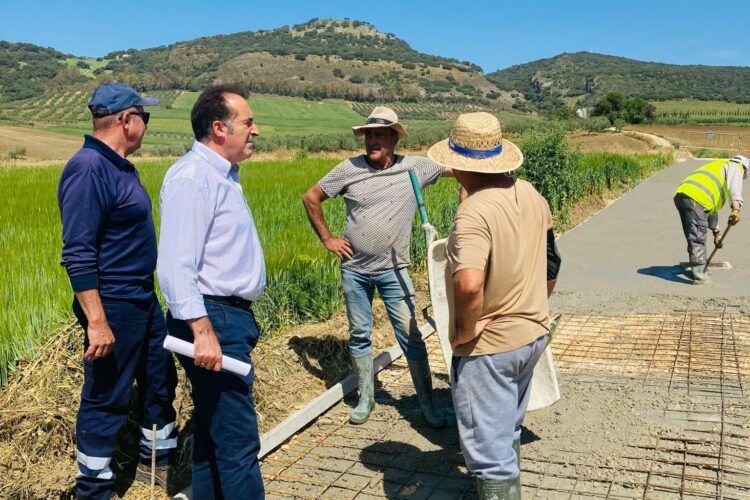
<box><xmin>319</xmin><ymin>155</ymin><xmax>444</xmax><ymax>274</ymax></box>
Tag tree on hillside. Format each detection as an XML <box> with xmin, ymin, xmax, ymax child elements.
<box><xmin>593</xmin><ymin>92</ymin><xmax>655</xmax><ymax>125</ymax></box>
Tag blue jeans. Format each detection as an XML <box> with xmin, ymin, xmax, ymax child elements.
<box><xmin>451</xmin><ymin>334</ymin><xmax>549</xmax><ymax>481</ymax></box>
<box><xmin>167</xmin><ymin>300</ymin><xmax>264</xmax><ymax>500</ymax></box>
<box><xmin>73</xmin><ymin>294</ymin><xmax>177</xmax><ymax>500</ymax></box>
<box><xmin>342</xmin><ymin>267</ymin><xmax>427</xmax><ymax>361</ymax></box>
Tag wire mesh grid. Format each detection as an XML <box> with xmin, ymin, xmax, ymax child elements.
<box><xmin>523</xmin><ymin>311</ymin><xmax>750</xmax><ymax>499</ymax></box>
<box><xmin>261</xmin><ymin>313</ymin><xmax>750</xmax><ymax>499</ymax></box>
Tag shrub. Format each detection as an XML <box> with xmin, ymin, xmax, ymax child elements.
<box><xmin>518</xmin><ymin>124</ymin><xmax>579</xmax><ymax>222</ymax></box>
<box><xmin>7</xmin><ymin>146</ymin><xmax>26</xmax><ymax>160</ymax></box>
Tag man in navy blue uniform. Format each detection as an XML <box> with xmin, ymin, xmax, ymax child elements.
<box><xmin>58</xmin><ymin>82</ymin><xmax>177</xmax><ymax>499</ymax></box>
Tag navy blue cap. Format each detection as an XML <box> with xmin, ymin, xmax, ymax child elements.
<box><xmin>88</xmin><ymin>81</ymin><xmax>159</xmax><ymax>117</ymax></box>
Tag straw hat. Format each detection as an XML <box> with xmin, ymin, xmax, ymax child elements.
<box><xmin>352</xmin><ymin>106</ymin><xmax>410</xmax><ymax>140</ymax></box>
<box><xmin>428</xmin><ymin>112</ymin><xmax>523</xmax><ymax>173</ymax></box>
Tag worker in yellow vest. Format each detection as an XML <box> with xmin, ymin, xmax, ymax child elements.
<box><xmin>674</xmin><ymin>155</ymin><xmax>748</xmax><ymax>284</ymax></box>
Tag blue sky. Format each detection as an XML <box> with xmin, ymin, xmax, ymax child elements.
<box><xmin>1</xmin><ymin>0</ymin><xmax>749</xmax><ymax>72</ymax></box>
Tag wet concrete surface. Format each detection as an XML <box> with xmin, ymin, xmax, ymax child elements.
<box><xmin>552</xmin><ymin>159</ymin><xmax>750</xmax><ymax>314</ymax></box>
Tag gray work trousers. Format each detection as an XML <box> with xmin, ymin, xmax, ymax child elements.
<box><xmin>674</xmin><ymin>193</ymin><xmax>716</xmax><ymax>265</ymax></box>
<box><xmin>451</xmin><ymin>334</ymin><xmax>549</xmax><ymax>481</ymax></box>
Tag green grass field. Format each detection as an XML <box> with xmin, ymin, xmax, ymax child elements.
<box><xmin>0</xmin><ymin>120</ymin><xmax>675</xmax><ymax>384</ymax></box>
<box><xmin>63</xmin><ymin>57</ymin><xmax>111</xmax><ymax>78</ymax></box>
<box><xmin>0</xmin><ymin>157</ymin><xmax>461</xmax><ymax>383</ymax></box>
<box><xmin>0</xmin><ymin>88</ymin><xmax>543</xmax><ymax>155</ymax></box>
<box><xmin>2</xmin><ymin>91</ymin><xmax>364</xmax><ymax>140</ymax></box>
<box><xmin>0</xmin><ymin>91</ymin><xmax>373</xmax><ymax>155</ymax></box>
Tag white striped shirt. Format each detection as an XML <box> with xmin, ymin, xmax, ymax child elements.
<box><xmin>157</xmin><ymin>141</ymin><xmax>266</xmax><ymax>320</ymax></box>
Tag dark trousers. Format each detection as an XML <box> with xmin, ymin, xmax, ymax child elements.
<box><xmin>167</xmin><ymin>300</ymin><xmax>264</xmax><ymax>500</ymax></box>
<box><xmin>674</xmin><ymin>193</ymin><xmax>709</xmax><ymax>265</ymax></box>
<box><xmin>73</xmin><ymin>294</ymin><xmax>177</xmax><ymax>500</ymax></box>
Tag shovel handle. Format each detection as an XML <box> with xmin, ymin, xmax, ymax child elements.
<box><xmin>704</xmin><ymin>224</ymin><xmax>732</xmax><ymax>271</ymax></box>
<box><xmin>408</xmin><ymin>170</ymin><xmax>429</xmax><ymax>225</ymax></box>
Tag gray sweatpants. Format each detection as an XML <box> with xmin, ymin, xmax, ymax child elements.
<box><xmin>451</xmin><ymin>334</ymin><xmax>549</xmax><ymax>481</ymax></box>
<box><xmin>674</xmin><ymin>193</ymin><xmax>717</xmax><ymax>265</ymax></box>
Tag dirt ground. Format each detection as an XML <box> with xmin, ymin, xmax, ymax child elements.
<box><xmin>567</xmin><ymin>132</ymin><xmax>653</xmax><ymax>154</ymax></box>
<box><xmin>0</xmin><ymin>280</ymin><xmax>434</xmax><ymax>499</ymax></box>
<box><xmin>0</xmin><ymin>124</ymin><xmax>83</xmax><ymax>163</ymax></box>
<box><xmin>633</xmin><ymin>124</ymin><xmax>750</xmax><ymax>156</ymax></box>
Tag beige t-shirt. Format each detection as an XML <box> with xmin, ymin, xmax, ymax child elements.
<box><xmin>446</xmin><ymin>178</ymin><xmax>552</xmax><ymax>356</ymax></box>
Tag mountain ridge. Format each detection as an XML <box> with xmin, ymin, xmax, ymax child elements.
<box><xmin>3</xmin><ymin>20</ymin><xmax>750</xmax><ymax>109</ymax></box>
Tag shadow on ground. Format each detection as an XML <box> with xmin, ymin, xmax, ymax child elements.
<box><xmin>287</xmin><ymin>335</ymin><xmax>352</xmax><ymax>388</ymax></box>
<box><xmin>637</xmin><ymin>264</ymin><xmax>692</xmax><ymax>284</ymax></box>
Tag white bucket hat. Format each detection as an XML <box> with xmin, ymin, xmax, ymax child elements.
<box><xmin>352</xmin><ymin>106</ymin><xmax>410</xmax><ymax>140</ymax></box>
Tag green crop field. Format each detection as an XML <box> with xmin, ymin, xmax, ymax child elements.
<box><xmin>0</xmin><ymin>124</ymin><xmax>673</xmax><ymax>384</ymax></box>
<box><xmin>0</xmin><ymin>89</ymin><xmax>543</xmax><ymax>157</ymax></box>
<box><xmin>0</xmin><ymin>157</ymin><xmax>461</xmax><ymax>383</ymax></box>
<box><xmin>63</xmin><ymin>57</ymin><xmax>111</xmax><ymax>78</ymax></box>
<box><xmin>654</xmin><ymin>100</ymin><xmax>750</xmax><ymax>125</ymax></box>
<box><xmin>0</xmin><ymin>91</ymin><xmax>377</xmax><ymax>155</ymax></box>
<box><xmin>1</xmin><ymin>91</ymin><xmax>363</xmax><ymax>140</ymax></box>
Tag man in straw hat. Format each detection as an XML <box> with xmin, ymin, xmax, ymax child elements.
<box><xmin>302</xmin><ymin>106</ymin><xmax>452</xmax><ymax>427</ymax></box>
<box><xmin>428</xmin><ymin>112</ymin><xmax>561</xmax><ymax>499</ymax></box>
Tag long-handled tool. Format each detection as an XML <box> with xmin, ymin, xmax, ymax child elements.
<box><xmin>408</xmin><ymin>170</ymin><xmax>438</xmax><ymax>246</ymax></box>
<box><xmin>704</xmin><ymin>224</ymin><xmax>733</xmax><ymax>272</ymax></box>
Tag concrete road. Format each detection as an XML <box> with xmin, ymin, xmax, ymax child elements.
<box><xmin>551</xmin><ymin>159</ymin><xmax>750</xmax><ymax>314</ymax></box>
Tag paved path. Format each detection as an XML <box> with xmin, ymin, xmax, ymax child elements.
<box><xmin>552</xmin><ymin>159</ymin><xmax>750</xmax><ymax>314</ymax></box>
<box><xmin>261</xmin><ymin>314</ymin><xmax>750</xmax><ymax>499</ymax></box>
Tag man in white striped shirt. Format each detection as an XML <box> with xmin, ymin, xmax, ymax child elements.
<box><xmin>157</xmin><ymin>85</ymin><xmax>265</xmax><ymax>499</ymax></box>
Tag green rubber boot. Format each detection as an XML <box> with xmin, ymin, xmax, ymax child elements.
<box><xmin>407</xmin><ymin>358</ymin><xmax>446</xmax><ymax>428</ymax></box>
<box><xmin>476</xmin><ymin>476</ymin><xmax>521</xmax><ymax>500</ymax></box>
<box><xmin>349</xmin><ymin>354</ymin><xmax>375</xmax><ymax>424</ymax></box>
<box><xmin>691</xmin><ymin>264</ymin><xmax>712</xmax><ymax>285</ymax></box>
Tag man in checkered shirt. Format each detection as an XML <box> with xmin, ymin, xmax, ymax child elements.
<box><xmin>303</xmin><ymin>106</ymin><xmax>453</xmax><ymax>427</ymax></box>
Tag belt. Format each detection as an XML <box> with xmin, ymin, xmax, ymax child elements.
<box><xmin>203</xmin><ymin>294</ymin><xmax>253</xmax><ymax>310</ymax></box>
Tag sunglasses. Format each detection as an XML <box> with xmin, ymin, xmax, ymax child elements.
<box><xmin>129</xmin><ymin>111</ymin><xmax>150</xmax><ymax>125</ymax></box>
<box><xmin>119</xmin><ymin>111</ymin><xmax>150</xmax><ymax>125</ymax></box>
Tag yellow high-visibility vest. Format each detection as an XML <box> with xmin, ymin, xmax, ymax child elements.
<box><xmin>675</xmin><ymin>160</ymin><xmax>738</xmax><ymax>214</ymax></box>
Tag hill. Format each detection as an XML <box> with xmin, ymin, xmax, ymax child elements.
<box><xmin>487</xmin><ymin>52</ymin><xmax>750</xmax><ymax>112</ymax></box>
<box><xmin>0</xmin><ymin>19</ymin><xmax>510</xmax><ymax>105</ymax></box>
<box><xmin>0</xmin><ymin>42</ymin><xmax>74</xmax><ymax>102</ymax></box>
<box><xmin>102</xmin><ymin>18</ymin><xmax>505</xmax><ymax>102</ymax></box>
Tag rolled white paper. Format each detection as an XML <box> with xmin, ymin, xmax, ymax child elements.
<box><xmin>163</xmin><ymin>335</ymin><xmax>252</xmax><ymax>377</ymax></box>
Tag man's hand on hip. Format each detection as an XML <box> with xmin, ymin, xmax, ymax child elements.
<box><xmin>188</xmin><ymin>316</ymin><xmax>223</xmax><ymax>372</ymax></box>
<box><xmin>84</xmin><ymin>320</ymin><xmax>115</xmax><ymax>360</ymax></box>
<box><xmin>323</xmin><ymin>236</ymin><xmax>353</xmax><ymax>261</ymax></box>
